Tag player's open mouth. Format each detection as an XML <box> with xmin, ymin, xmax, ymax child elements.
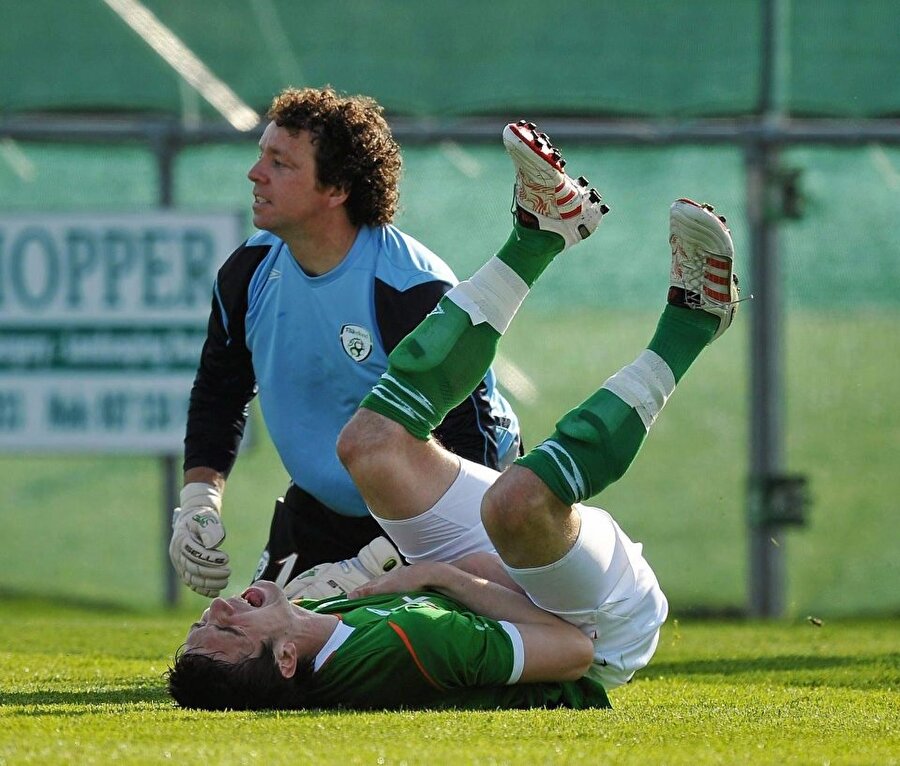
<box><xmin>253</xmin><ymin>194</ymin><xmax>269</xmax><ymax>205</ymax></box>
<box><xmin>240</xmin><ymin>587</ymin><xmax>265</xmax><ymax>607</ymax></box>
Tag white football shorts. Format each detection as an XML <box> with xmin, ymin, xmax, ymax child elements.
<box><xmin>371</xmin><ymin>457</ymin><xmax>498</xmax><ymax>563</ymax></box>
<box><xmin>373</xmin><ymin>456</ymin><xmax>667</xmax><ymax>690</ymax></box>
<box><xmin>505</xmin><ymin>503</ymin><xmax>668</xmax><ymax>690</ymax></box>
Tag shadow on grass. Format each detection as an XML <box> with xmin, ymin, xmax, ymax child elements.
<box><xmin>647</xmin><ymin>653</ymin><xmax>899</xmax><ymax>690</ymax></box>
<box><xmin>0</xmin><ymin>588</ymin><xmax>142</xmax><ymax>615</ymax></box>
<box><xmin>0</xmin><ymin>688</ymin><xmax>412</xmax><ymax>718</ymax></box>
<box><xmin>1</xmin><ymin>685</ymin><xmax>168</xmax><ymax>710</ymax></box>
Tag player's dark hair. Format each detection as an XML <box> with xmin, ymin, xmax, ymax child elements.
<box><xmin>267</xmin><ymin>86</ymin><xmax>402</xmax><ymax>227</ymax></box>
<box><xmin>167</xmin><ymin>641</ymin><xmax>315</xmax><ymax>711</ymax></box>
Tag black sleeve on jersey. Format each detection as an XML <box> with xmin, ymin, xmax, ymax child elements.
<box><xmin>373</xmin><ymin>278</ymin><xmax>505</xmax><ymax>471</ymax></box>
<box><xmin>183</xmin><ymin>243</ymin><xmax>270</xmax><ymax>476</ymax></box>
<box><xmin>374</xmin><ymin>278</ymin><xmax>452</xmax><ymax>353</ymax></box>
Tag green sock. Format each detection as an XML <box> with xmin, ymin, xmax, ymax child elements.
<box><xmin>648</xmin><ymin>304</ymin><xmax>717</xmax><ymax>382</ymax></box>
<box><xmin>360</xmin><ymin>226</ymin><xmax>565</xmax><ymax>439</ymax></box>
<box><xmin>516</xmin><ymin>305</ymin><xmax>716</xmax><ymax>504</ymax></box>
<box><xmin>361</xmin><ymin>299</ymin><xmax>500</xmax><ymax>439</ymax></box>
<box><xmin>498</xmin><ymin>224</ymin><xmax>565</xmax><ymax>287</ymax></box>
<box><xmin>516</xmin><ymin>390</ymin><xmax>648</xmax><ymax>504</ymax></box>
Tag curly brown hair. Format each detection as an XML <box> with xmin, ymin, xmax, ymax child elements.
<box><xmin>267</xmin><ymin>86</ymin><xmax>402</xmax><ymax>227</ymax></box>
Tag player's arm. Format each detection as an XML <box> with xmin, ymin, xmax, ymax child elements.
<box><xmin>449</xmin><ymin>551</ymin><xmax>526</xmax><ymax>593</ymax></box>
<box><xmin>350</xmin><ymin>561</ymin><xmax>593</xmax><ymax>682</ymax></box>
<box><xmin>172</xmin><ymin>247</ymin><xmax>262</xmax><ymax>597</ymax></box>
<box><xmin>174</xmin><ymin>309</ymin><xmax>248</xmax><ymax>599</ymax></box>
<box><xmin>184</xmin><ymin>467</ymin><xmax>225</xmax><ymax>489</ymax></box>
<box><xmin>184</xmin><ymin>272</ymin><xmax>257</xmax><ymax>477</ymax></box>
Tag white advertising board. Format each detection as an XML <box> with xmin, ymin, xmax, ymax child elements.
<box><xmin>0</xmin><ymin>211</ymin><xmax>242</xmax><ymax>452</ymax></box>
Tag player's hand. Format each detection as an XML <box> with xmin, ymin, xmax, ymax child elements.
<box><xmin>284</xmin><ymin>536</ymin><xmax>404</xmax><ymax>600</ymax></box>
<box><xmin>348</xmin><ymin>561</ymin><xmax>441</xmax><ymax>599</ymax></box>
<box><xmin>168</xmin><ymin>483</ymin><xmax>231</xmax><ymax>598</ymax></box>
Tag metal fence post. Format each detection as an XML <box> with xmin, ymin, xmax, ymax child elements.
<box><xmin>154</xmin><ymin>124</ymin><xmax>180</xmax><ymax>608</ymax></box>
<box><xmin>745</xmin><ymin>138</ymin><xmax>787</xmax><ymax>617</ymax></box>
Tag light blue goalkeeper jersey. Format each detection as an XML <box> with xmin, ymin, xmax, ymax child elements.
<box><xmin>187</xmin><ymin>224</ymin><xmax>520</xmax><ymax>517</ymax></box>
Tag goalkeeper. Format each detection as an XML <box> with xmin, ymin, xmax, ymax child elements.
<box><xmin>168</xmin><ymin>120</ymin><xmax>739</xmax><ymax>711</ymax></box>
<box><xmin>169</xmin><ymin>86</ymin><xmax>521</xmax><ymax>601</ymax></box>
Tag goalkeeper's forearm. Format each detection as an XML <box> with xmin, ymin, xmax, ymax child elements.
<box><xmin>183</xmin><ymin>466</ymin><xmax>226</xmax><ymax>493</ymax></box>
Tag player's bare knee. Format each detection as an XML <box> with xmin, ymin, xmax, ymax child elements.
<box><xmin>336</xmin><ymin>410</ymin><xmax>401</xmax><ymax>477</ymax></box>
<box><xmin>481</xmin><ymin>466</ymin><xmax>550</xmax><ymax>540</ymax></box>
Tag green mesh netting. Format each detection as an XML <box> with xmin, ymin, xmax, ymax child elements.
<box><xmin>2</xmin><ymin>0</ymin><xmax>897</xmax><ymax>118</ymax></box>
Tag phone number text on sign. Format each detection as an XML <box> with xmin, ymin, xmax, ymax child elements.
<box><xmin>0</xmin><ymin>211</ymin><xmax>241</xmax><ymax>453</ymax></box>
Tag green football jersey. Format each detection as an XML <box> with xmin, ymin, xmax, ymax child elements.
<box><xmin>298</xmin><ymin>591</ymin><xmax>610</xmax><ymax>710</ymax></box>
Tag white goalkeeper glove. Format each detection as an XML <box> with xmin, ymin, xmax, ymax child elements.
<box><xmin>283</xmin><ymin>536</ymin><xmax>405</xmax><ymax>600</ymax></box>
<box><xmin>168</xmin><ymin>482</ymin><xmax>231</xmax><ymax>598</ymax></box>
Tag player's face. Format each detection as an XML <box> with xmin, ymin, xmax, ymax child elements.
<box><xmin>247</xmin><ymin>122</ymin><xmax>341</xmax><ymax>237</ymax></box>
<box><xmin>184</xmin><ymin>580</ymin><xmax>296</xmax><ymax>663</ymax></box>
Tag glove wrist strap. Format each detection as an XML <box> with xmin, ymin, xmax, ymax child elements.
<box><xmin>180</xmin><ymin>482</ymin><xmax>222</xmax><ymax>514</ymax></box>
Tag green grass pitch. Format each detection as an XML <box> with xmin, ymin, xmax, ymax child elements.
<box><xmin>1</xmin><ymin>598</ymin><xmax>896</xmax><ymax>765</ymax></box>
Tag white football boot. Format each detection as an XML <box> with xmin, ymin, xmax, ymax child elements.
<box><xmin>668</xmin><ymin>198</ymin><xmax>740</xmax><ymax>341</ymax></box>
<box><xmin>502</xmin><ymin>120</ymin><xmax>609</xmax><ymax>249</ymax></box>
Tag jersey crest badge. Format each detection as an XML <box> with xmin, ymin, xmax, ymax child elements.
<box><xmin>340</xmin><ymin>324</ymin><xmax>373</xmax><ymax>362</ymax></box>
